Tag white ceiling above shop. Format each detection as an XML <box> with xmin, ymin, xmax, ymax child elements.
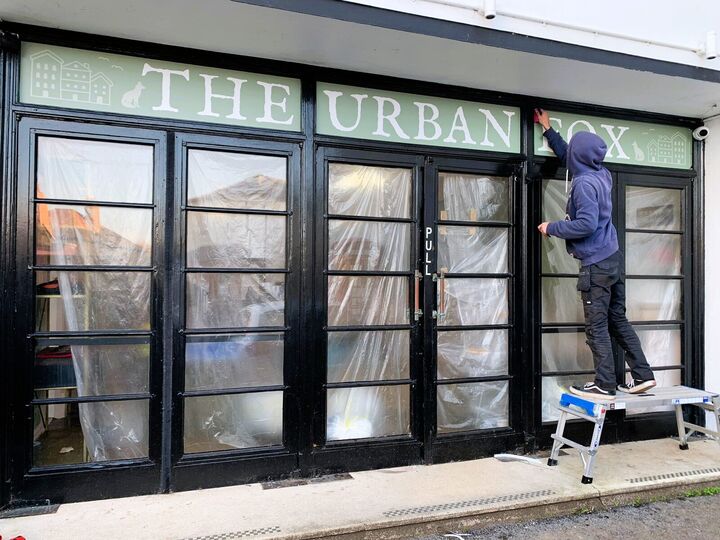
<box><xmin>0</xmin><ymin>0</ymin><xmax>718</xmax><ymax>119</ymax></box>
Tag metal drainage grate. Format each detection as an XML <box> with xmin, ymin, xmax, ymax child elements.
<box><xmin>382</xmin><ymin>489</ymin><xmax>556</xmax><ymax>517</ymax></box>
<box><xmin>261</xmin><ymin>472</ymin><xmax>352</xmax><ymax>490</ymax></box>
<box><xmin>181</xmin><ymin>526</ymin><xmax>281</xmax><ymax>540</ymax></box>
<box><xmin>0</xmin><ymin>500</ymin><xmax>60</xmax><ymax>519</ymax></box>
<box><xmin>627</xmin><ymin>467</ymin><xmax>720</xmax><ymax>484</ymax></box>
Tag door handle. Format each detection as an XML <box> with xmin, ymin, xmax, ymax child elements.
<box><xmin>414</xmin><ymin>270</ymin><xmax>423</xmax><ymax>321</ymax></box>
<box><xmin>435</xmin><ymin>269</ymin><xmax>447</xmax><ymax>321</ymax></box>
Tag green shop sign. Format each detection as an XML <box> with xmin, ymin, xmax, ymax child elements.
<box><xmin>534</xmin><ymin>111</ymin><xmax>692</xmax><ymax>169</ymax></box>
<box><xmin>317</xmin><ymin>83</ymin><xmax>521</xmax><ymax>153</ymax></box>
<box><xmin>20</xmin><ymin>42</ymin><xmax>301</xmax><ymax>131</ymax></box>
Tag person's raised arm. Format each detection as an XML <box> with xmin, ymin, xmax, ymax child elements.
<box><xmin>535</xmin><ymin>108</ymin><xmax>567</xmax><ymax>166</ymax></box>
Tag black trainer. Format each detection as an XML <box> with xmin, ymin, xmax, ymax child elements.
<box><xmin>569</xmin><ymin>382</ymin><xmax>616</xmax><ymax>400</ymax></box>
<box><xmin>617</xmin><ymin>378</ymin><xmax>657</xmax><ymax>394</ymax></box>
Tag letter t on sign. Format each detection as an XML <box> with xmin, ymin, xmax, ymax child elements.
<box><xmin>141</xmin><ymin>63</ymin><xmax>190</xmax><ymax>113</ymax></box>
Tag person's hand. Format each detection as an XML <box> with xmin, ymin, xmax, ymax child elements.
<box><xmin>538</xmin><ymin>222</ymin><xmax>551</xmax><ymax>237</ymax></box>
<box><xmin>535</xmin><ymin>108</ymin><xmax>551</xmax><ymax>132</ymax></box>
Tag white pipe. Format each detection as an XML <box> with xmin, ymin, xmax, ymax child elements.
<box><xmin>423</xmin><ymin>0</ymin><xmax>706</xmax><ymax>55</ymax></box>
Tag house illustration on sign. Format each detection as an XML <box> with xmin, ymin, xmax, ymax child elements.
<box><xmin>647</xmin><ymin>132</ymin><xmax>686</xmax><ymax>166</ymax></box>
<box><xmin>30</xmin><ymin>49</ymin><xmax>113</xmax><ymax>105</ymax></box>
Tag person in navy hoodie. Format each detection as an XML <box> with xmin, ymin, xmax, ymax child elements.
<box><xmin>535</xmin><ymin>108</ymin><xmax>656</xmax><ymax>400</ymax></box>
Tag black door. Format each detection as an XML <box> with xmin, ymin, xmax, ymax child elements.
<box><xmin>12</xmin><ymin>118</ymin><xmax>167</xmax><ymax>502</ymax></box>
<box><xmin>169</xmin><ymin>133</ymin><xmax>303</xmax><ymax>491</ymax></box>
<box><xmin>309</xmin><ymin>147</ymin><xmax>523</xmax><ymax>472</ymax></box>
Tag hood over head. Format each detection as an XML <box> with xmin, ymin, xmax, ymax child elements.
<box><xmin>567</xmin><ymin>131</ymin><xmax>607</xmax><ymax>177</ymax></box>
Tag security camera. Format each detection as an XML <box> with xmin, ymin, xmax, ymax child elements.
<box><xmin>484</xmin><ymin>0</ymin><xmax>496</xmax><ymax>19</ymax></box>
<box><xmin>693</xmin><ymin>126</ymin><xmax>710</xmax><ymax>141</ymax></box>
<box><xmin>704</xmin><ymin>31</ymin><xmax>717</xmax><ymax>60</ymax></box>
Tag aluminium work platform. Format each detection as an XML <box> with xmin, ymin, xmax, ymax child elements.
<box><xmin>548</xmin><ymin>385</ymin><xmax>720</xmax><ymax>484</ymax></box>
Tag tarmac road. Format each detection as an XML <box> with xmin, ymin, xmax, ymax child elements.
<box><xmin>418</xmin><ymin>493</ymin><xmax>720</xmax><ymax>540</ymax></box>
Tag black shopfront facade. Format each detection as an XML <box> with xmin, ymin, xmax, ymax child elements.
<box><xmin>0</xmin><ymin>25</ymin><xmax>704</xmax><ymax>505</ymax></box>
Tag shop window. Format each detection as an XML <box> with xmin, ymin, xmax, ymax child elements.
<box><xmin>32</xmin><ymin>135</ymin><xmax>154</xmax><ymax>466</ymax></box>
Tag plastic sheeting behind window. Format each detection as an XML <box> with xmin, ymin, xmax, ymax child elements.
<box><xmin>626</xmin><ymin>233</ymin><xmax>681</xmax><ymax>276</ymax></box>
<box><xmin>437</xmin><ymin>330</ymin><xmax>508</xmax><ymax>379</ymax></box>
<box><xmin>626</xmin><ymin>279</ymin><xmax>681</xmax><ymax>321</ymax></box>
<box><xmin>635</xmin><ymin>326</ymin><xmax>682</xmax><ymax>368</ymax></box>
<box><xmin>328</xmin><ymin>220</ymin><xmax>410</xmax><ymax>272</ymax></box>
<box><xmin>37</xmin><ymin>137</ymin><xmax>153</xmax><ymax>203</ymax></box>
<box><xmin>542</xmin><ymin>375</ymin><xmax>589</xmax><ymax>422</ymax></box>
<box><xmin>328</xmin><ymin>275</ymin><xmax>408</xmax><ymax>327</ymax></box>
<box><xmin>185</xmin><ymin>333</ymin><xmax>284</xmax><ymax>391</ymax></box>
<box><xmin>186</xmin><ymin>273</ymin><xmax>285</xmax><ymax>329</ymax></box>
<box><xmin>439</xmin><ymin>278</ymin><xmax>508</xmax><ymax>326</ymax></box>
<box><xmin>328</xmin><ymin>164</ymin><xmax>412</xmax><ymax>218</ymax></box>
<box><xmin>541</xmin><ymin>277</ymin><xmax>584</xmax><ymax>324</ymax></box>
<box><xmin>626</xmin><ymin>186</ymin><xmax>682</xmax><ymax>231</ymax></box>
<box><xmin>184</xmin><ymin>391</ymin><xmax>283</xmax><ymax>453</ymax></box>
<box><xmin>437</xmin><ymin>227</ymin><xmax>508</xmax><ymax>274</ymax></box>
<box><xmin>186</xmin><ymin>212</ymin><xmax>286</xmax><ymax>269</ymax></box>
<box><xmin>541</xmin><ymin>331</ymin><xmax>594</xmax><ymax>373</ymax></box>
<box><xmin>187</xmin><ymin>149</ymin><xmax>287</xmax><ymax>211</ymax></box>
<box><xmin>327</xmin><ymin>330</ymin><xmax>409</xmax><ymax>383</ymax></box>
<box><xmin>326</xmin><ymin>385</ymin><xmax>410</xmax><ymax>441</ymax></box>
<box><xmin>438</xmin><ymin>174</ymin><xmax>509</xmax><ymax>222</ymax></box>
<box><xmin>437</xmin><ymin>381</ymin><xmax>509</xmax><ymax>433</ymax></box>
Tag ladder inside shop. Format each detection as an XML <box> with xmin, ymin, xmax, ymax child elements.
<box><xmin>547</xmin><ymin>386</ymin><xmax>720</xmax><ymax>484</ymax></box>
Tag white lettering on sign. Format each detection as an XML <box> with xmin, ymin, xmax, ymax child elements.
<box><xmin>372</xmin><ymin>96</ymin><xmax>410</xmax><ymax>139</ymax></box>
<box><xmin>425</xmin><ymin>226</ymin><xmax>433</xmax><ymax>276</ymax></box>
<box><xmin>324</xmin><ymin>90</ymin><xmax>367</xmax><ymax>131</ymax></box>
<box><xmin>256</xmin><ymin>81</ymin><xmax>294</xmax><ymax>125</ymax></box>
<box><xmin>536</xmin><ymin>116</ymin><xmax>631</xmax><ymax>161</ymax></box>
<box><xmin>198</xmin><ymin>74</ymin><xmax>248</xmax><ymax>120</ymax></box>
<box><xmin>444</xmin><ymin>106</ymin><xmax>477</xmax><ymax>145</ymax></box>
<box><xmin>415</xmin><ymin>102</ymin><xmax>442</xmax><ymax>141</ymax></box>
<box><xmin>141</xmin><ymin>63</ymin><xmax>190</xmax><ymax>112</ymax></box>
<box><xmin>478</xmin><ymin>108</ymin><xmax>515</xmax><ymax>148</ymax></box>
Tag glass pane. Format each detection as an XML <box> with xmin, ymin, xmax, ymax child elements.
<box><xmin>541</xmin><ymin>235</ymin><xmax>578</xmax><ymax>274</ymax></box>
<box><xmin>185</xmin><ymin>333</ymin><xmax>284</xmax><ymax>391</ymax></box>
<box><xmin>327</xmin><ymin>330</ymin><xmax>409</xmax><ymax>383</ymax></box>
<box><xmin>186</xmin><ymin>212</ymin><xmax>285</xmax><ymax>269</ymax></box>
<box><xmin>33</xmin><ymin>399</ymin><xmax>149</xmax><ymax>465</ymax></box>
<box><xmin>328</xmin><ymin>220</ymin><xmax>410</xmax><ymax>272</ymax></box>
<box><xmin>36</xmin><ymin>204</ymin><xmax>152</xmax><ymax>267</ymax></box>
<box><xmin>626</xmin><ymin>369</ymin><xmax>682</xmax><ymax>415</ymax></box>
<box><xmin>37</xmin><ymin>137</ymin><xmax>153</xmax><ymax>203</ymax></box>
<box><xmin>542</xmin><ymin>179</ymin><xmax>567</xmax><ymax>222</ymax></box>
<box><xmin>541</xmin><ymin>331</ymin><xmax>594</xmax><ymax>373</ymax></box>
<box><xmin>626</xmin><ymin>233</ymin><xmax>681</xmax><ymax>276</ymax></box>
<box><xmin>439</xmin><ymin>278</ymin><xmax>508</xmax><ymax>326</ymax></box>
<box><xmin>438</xmin><ymin>174</ymin><xmax>509</xmax><ymax>222</ymax></box>
<box><xmin>35</xmin><ymin>271</ymin><xmax>151</xmax><ymax>332</ymax></box>
<box><xmin>186</xmin><ymin>273</ymin><xmax>284</xmax><ymax>329</ymax></box>
<box><xmin>34</xmin><ymin>341</ymin><xmax>149</xmax><ymax>395</ymax></box>
<box><xmin>626</xmin><ymin>279</ymin><xmax>681</xmax><ymax>321</ymax></box>
<box><xmin>626</xmin><ymin>186</ymin><xmax>682</xmax><ymax>231</ymax></box>
<box><xmin>541</xmin><ymin>277</ymin><xmax>584</xmax><ymax>324</ymax></box>
<box><xmin>437</xmin><ymin>330</ymin><xmax>508</xmax><ymax>379</ymax></box>
<box><xmin>542</xmin><ymin>375</ymin><xmax>589</xmax><ymax>422</ymax></box>
<box><xmin>635</xmin><ymin>326</ymin><xmax>681</xmax><ymax>368</ymax></box>
<box><xmin>437</xmin><ymin>227</ymin><xmax>508</xmax><ymax>274</ymax></box>
<box><xmin>328</xmin><ymin>276</ymin><xmax>408</xmax><ymax>327</ymax></box>
<box><xmin>183</xmin><ymin>391</ymin><xmax>283</xmax><ymax>453</ymax></box>
<box><xmin>437</xmin><ymin>381</ymin><xmax>509</xmax><ymax>433</ymax></box>
<box><xmin>187</xmin><ymin>149</ymin><xmax>286</xmax><ymax>211</ymax></box>
<box><xmin>328</xmin><ymin>163</ymin><xmax>411</xmax><ymax>218</ymax></box>
<box><xmin>326</xmin><ymin>385</ymin><xmax>410</xmax><ymax>440</ymax></box>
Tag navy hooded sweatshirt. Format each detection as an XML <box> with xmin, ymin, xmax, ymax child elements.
<box><xmin>544</xmin><ymin>128</ymin><xmax>619</xmax><ymax>267</ymax></box>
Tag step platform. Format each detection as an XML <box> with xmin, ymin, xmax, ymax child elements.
<box><xmin>547</xmin><ymin>385</ymin><xmax>720</xmax><ymax>484</ymax></box>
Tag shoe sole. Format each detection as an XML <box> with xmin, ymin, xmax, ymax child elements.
<box><xmin>569</xmin><ymin>386</ymin><xmax>616</xmax><ymax>401</ymax></box>
<box><xmin>617</xmin><ymin>380</ymin><xmax>657</xmax><ymax>394</ymax></box>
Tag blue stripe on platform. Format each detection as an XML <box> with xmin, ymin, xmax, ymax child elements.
<box><xmin>560</xmin><ymin>393</ymin><xmax>600</xmax><ymax>417</ymax></box>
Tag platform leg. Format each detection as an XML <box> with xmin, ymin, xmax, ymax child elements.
<box><xmin>582</xmin><ymin>408</ymin><xmax>606</xmax><ymax>484</ymax></box>
<box><xmin>675</xmin><ymin>404</ymin><xmax>689</xmax><ymax>450</ymax></box>
<box><xmin>714</xmin><ymin>397</ymin><xmax>720</xmax><ymax>448</ymax></box>
<box><xmin>548</xmin><ymin>409</ymin><xmax>568</xmax><ymax>466</ymax></box>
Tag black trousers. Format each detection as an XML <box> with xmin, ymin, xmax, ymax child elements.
<box><xmin>577</xmin><ymin>250</ymin><xmax>655</xmax><ymax>390</ymax></box>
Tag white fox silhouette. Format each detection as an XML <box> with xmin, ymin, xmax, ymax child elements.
<box><xmin>632</xmin><ymin>141</ymin><xmax>645</xmax><ymax>161</ymax></box>
<box><xmin>121</xmin><ymin>82</ymin><xmax>145</xmax><ymax>109</ymax></box>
